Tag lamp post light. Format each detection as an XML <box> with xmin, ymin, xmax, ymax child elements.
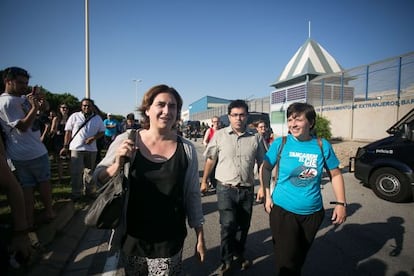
<box><xmin>132</xmin><ymin>79</ymin><xmax>142</xmax><ymax>117</ymax></box>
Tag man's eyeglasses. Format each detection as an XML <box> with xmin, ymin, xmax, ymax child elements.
<box><xmin>60</xmin><ymin>106</ymin><xmax>68</xmax><ymax>109</ymax></box>
<box><xmin>82</xmin><ymin>104</ymin><xmax>90</xmax><ymax>107</ymax></box>
<box><xmin>229</xmin><ymin>113</ymin><xmax>246</xmax><ymax>118</ymax></box>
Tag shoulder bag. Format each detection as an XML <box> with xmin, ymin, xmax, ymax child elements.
<box><xmin>84</xmin><ymin>129</ymin><xmax>136</xmax><ymax>229</ymax></box>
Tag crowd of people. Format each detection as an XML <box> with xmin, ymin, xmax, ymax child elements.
<box><xmin>1</xmin><ymin>67</ymin><xmax>347</xmax><ymax>275</ymax></box>
<box><xmin>0</xmin><ymin>67</ymin><xmax>141</xmax><ymax>270</ymax></box>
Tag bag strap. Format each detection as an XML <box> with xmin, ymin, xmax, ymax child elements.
<box><xmin>68</xmin><ymin>113</ymin><xmax>97</xmax><ymax>145</ymax></box>
<box><xmin>317</xmin><ymin>137</ymin><xmax>332</xmax><ymax>181</ymax></box>
<box><xmin>272</xmin><ymin>136</ymin><xmax>286</xmax><ymax>181</ymax></box>
<box><xmin>122</xmin><ymin>129</ymin><xmax>137</xmax><ymax>175</ymax></box>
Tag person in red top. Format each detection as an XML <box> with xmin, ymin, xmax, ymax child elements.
<box><xmin>202</xmin><ymin>116</ymin><xmax>221</xmax><ymax>192</ymax></box>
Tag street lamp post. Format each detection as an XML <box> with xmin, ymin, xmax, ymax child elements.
<box><xmin>132</xmin><ymin>79</ymin><xmax>142</xmax><ymax>117</ymax></box>
<box><xmin>85</xmin><ymin>0</ymin><xmax>90</xmax><ymax>98</ymax></box>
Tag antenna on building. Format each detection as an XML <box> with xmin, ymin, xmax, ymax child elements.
<box><xmin>308</xmin><ymin>21</ymin><xmax>311</xmax><ymax>38</ymax></box>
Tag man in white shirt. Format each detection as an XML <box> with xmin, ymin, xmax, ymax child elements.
<box><xmin>60</xmin><ymin>98</ymin><xmax>105</xmax><ymax>200</ymax></box>
<box><xmin>0</xmin><ymin>66</ymin><xmax>55</xmax><ymax>230</ymax></box>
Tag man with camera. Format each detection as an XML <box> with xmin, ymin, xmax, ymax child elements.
<box><xmin>0</xmin><ymin>67</ymin><xmax>55</xmax><ymax>233</ymax></box>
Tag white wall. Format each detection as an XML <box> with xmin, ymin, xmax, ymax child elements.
<box><xmin>270</xmin><ymin>94</ymin><xmax>414</xmax><ymax>141</ymax></box>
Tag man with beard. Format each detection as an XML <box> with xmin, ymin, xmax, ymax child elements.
<box><xmin>60</xmin><ymin>98</ymin><xmax>105</xmax><ymax>201</ymax></box>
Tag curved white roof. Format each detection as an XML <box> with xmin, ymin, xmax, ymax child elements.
<box><xmin>272</xmin><ymin>38</ymin><xmax>343</xmax><ymax>88</ymax></box>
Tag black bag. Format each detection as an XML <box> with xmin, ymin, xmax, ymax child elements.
<box><xmin>84</xmin><ymin>172</ymin><xmax>127</xmax><ymax>229</ymax></box>
<box><xmin>84</xmin><ymin>130</ymin><xmax>136</xmax><ymax>229</ymax></box>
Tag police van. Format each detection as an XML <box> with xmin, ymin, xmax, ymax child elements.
<box><xmin>350</xmin><ymin>108</ymin><xmax>414</xmax><ymax>202</ymax></box>
<box><xmin>219</xmin><ymin>112</ymin><xmax>270</xmax><ymax>132</ymax></box>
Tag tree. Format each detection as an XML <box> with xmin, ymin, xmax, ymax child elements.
<box><xmin>314</xmin><ymin>114</ymin><xmax>332</xmax><ymax>139</ymax></box>
<box><xmin>44</xmin><ymin>91</ymin><xmax>80</xmax><ymax>113</ymax></box>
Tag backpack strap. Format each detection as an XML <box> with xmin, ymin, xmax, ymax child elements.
<box><xmin>276</xmin><ymin>136</ymin><xmax>286</xmax><ymax>167</ymax></box>
<box><xmin>271</xmin><ymin>136</ymin><xmax>287</xmax><ymax>194</ymax></box>
<box><xmin>317</xmin><ymin>138</ymin><xmax>332</xmax><ymax>181</ymax></box>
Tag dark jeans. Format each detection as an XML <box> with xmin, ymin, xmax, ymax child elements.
<box><xmin>104</xmin><ymin>135</ymin><xmax>115</xmax><ymax>149</ymax></box>
<box><xmin>270</xmin><ymin>205</ymin><xmax>325</xmax><ymax>276</ymax></box>
<box><xmin>209</xmin><ymin>162</ymin><xmax>218</xmax><ymax>188</ymax></box>
<box><xmin>216</xmin><ymin>183</ymin><xmax>254</xmax><ymax>264</ymax></box>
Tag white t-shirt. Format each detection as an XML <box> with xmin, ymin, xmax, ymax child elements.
<box><xmin>0</xmin><ymin>93</ymin><xmax>47</xmax><ymax>161</ymax></box>
<box><xmin>65</xmin><ymin>111</ymin><xmax>105</xmax><ymax>152</ymax></box>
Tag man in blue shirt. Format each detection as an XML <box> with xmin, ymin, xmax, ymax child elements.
<box><xmin>103</xmin><ymin>113</ymin><xmax>118</xmax><ymax>149</ymax></box>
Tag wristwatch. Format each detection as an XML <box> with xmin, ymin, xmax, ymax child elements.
<box><xmin>330</xmin><ymin>201</ymin><xmax>347</xmax><ymax>207</ymax></box>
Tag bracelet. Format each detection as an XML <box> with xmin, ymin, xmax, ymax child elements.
<box><xmin>330</xmin><ymin>201</ymin><xmax>347</xmax><ymax>207</ymax></box>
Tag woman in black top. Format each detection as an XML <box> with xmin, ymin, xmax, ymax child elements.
<box><xmin>95</xmin><ymin>85</ymin><xmax>206</xmax><ymax>275</ymax></box>
<box><xmin>50</xmin><ymin>104</ymin><xmax>69</xmax><ymax>182</ymax></box>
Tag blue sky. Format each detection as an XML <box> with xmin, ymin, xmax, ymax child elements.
<box><xmin>1</xmin><ymin>0</ymin><xmax>413</xmax><ymax>116</ymax></box>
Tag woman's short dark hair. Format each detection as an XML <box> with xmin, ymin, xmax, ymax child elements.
<box><xmin>138</xmin><ymin>84</ymin><xmax>183</xmax><ymax>130</ymax></box>
<box><xmin>286</xmin><ymin>102</ymin><xmax>317</xmax><ymax>130</ymax></box>
<box><xmin>227</xmin><ymin>99</ymin><xmax>249</xmax><ymax>115</ymax></box>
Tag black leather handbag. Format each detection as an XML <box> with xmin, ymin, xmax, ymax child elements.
<box><xmin>84</xmin><ymin>130</ymin><xmax>136</xmax><ymax>229</ymax></box>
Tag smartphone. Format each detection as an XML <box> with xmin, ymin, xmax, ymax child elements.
<box><xmin>31</xmin><ymin>85</ymin><xmax>38</xmax><ymax>95</ymax></box>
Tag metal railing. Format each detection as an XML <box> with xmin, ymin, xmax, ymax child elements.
<box><xmin>308</xmin><ymin>51</ymin><xmax>414</xmax><ymax>107</ymax></box>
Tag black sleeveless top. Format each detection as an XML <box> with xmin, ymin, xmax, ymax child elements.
<box><xmin>124</xmin><ymin>138</ymin><xmax>188</xmax><ymax>258</ymax></box>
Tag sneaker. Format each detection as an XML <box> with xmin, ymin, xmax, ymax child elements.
<box><xmin>240</xmin><ymin>258</ymin><xmax>251</xmax><ymax>270</ymax></box>
<box><xmin>28</xmin><ymin>232</ymin><xmax>41</xmax><ymax>250</ymax></box>
<box><xmin>219</xmin><ymin>262</ymin><xmax>233</xmax><ymax>276</ymax></box>
<box><xmin>235</xmin><ymin>256</ymin><xmax>251</xmax><ymax>270</ymax></box>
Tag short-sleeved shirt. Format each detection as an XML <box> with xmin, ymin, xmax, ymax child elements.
<box><xmin>204</xmin><ymin>126</ymin><xmax>265</xmax><ymax>187</ymax></box>
<box><xmin>0</xmin><ymin>93</ymin><xmax>47</xmax><ymax>160</ymax></box>
<box><xmin>103</xmin><ymin>118</ymin><xmax>118</xmax><ymax>137</ymax></box>
<box><xmin>265</xmin><ymin>134</ymin><xmax>340</xmax><ymax>215</ymax></box>
<box><xmin>65</xmin><ymin>111</ymin><xmax>105</xmax><ymax>152</ymax></box>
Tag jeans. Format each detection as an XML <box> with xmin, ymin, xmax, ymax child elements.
<box><xmin>216</xmin><ymin>183</ymin><xmax>254</xmax><ymax>264</ymax></box>
<box><xmin>70</xmin><ymin>150</ymin><xmax>97</xmax><ymax>197</ymax></box>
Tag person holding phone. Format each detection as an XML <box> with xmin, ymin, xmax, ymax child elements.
<box><xmin>0</xmin><ymin>67</ymin><xmax>55</xmax><ymax>232</ymax></box>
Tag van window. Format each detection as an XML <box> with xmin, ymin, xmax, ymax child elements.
<box><xmin>219</xmin><ymin>112</ymin><xmax>270</xmax><ymax>132</ymax></box>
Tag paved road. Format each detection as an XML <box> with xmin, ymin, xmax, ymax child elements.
<box><xmin>61</xmin><ymin>139</ymin><xmax>414</xmax><ymax>276</ymax></box>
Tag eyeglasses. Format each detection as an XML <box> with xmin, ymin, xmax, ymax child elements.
<box><xmin>82</xmin><ymin>104</ymin><xmax>90</xmax><ymax>107</ymax></box>
<box><xmin>229</xmin><ymin>113</ymin><xmax>246</xmax><ymax>118</ymax></box>
<box><xmin>60</xmin><ymin>106</ymin><xmax>68</xmax><ymax>109</ymax></box>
